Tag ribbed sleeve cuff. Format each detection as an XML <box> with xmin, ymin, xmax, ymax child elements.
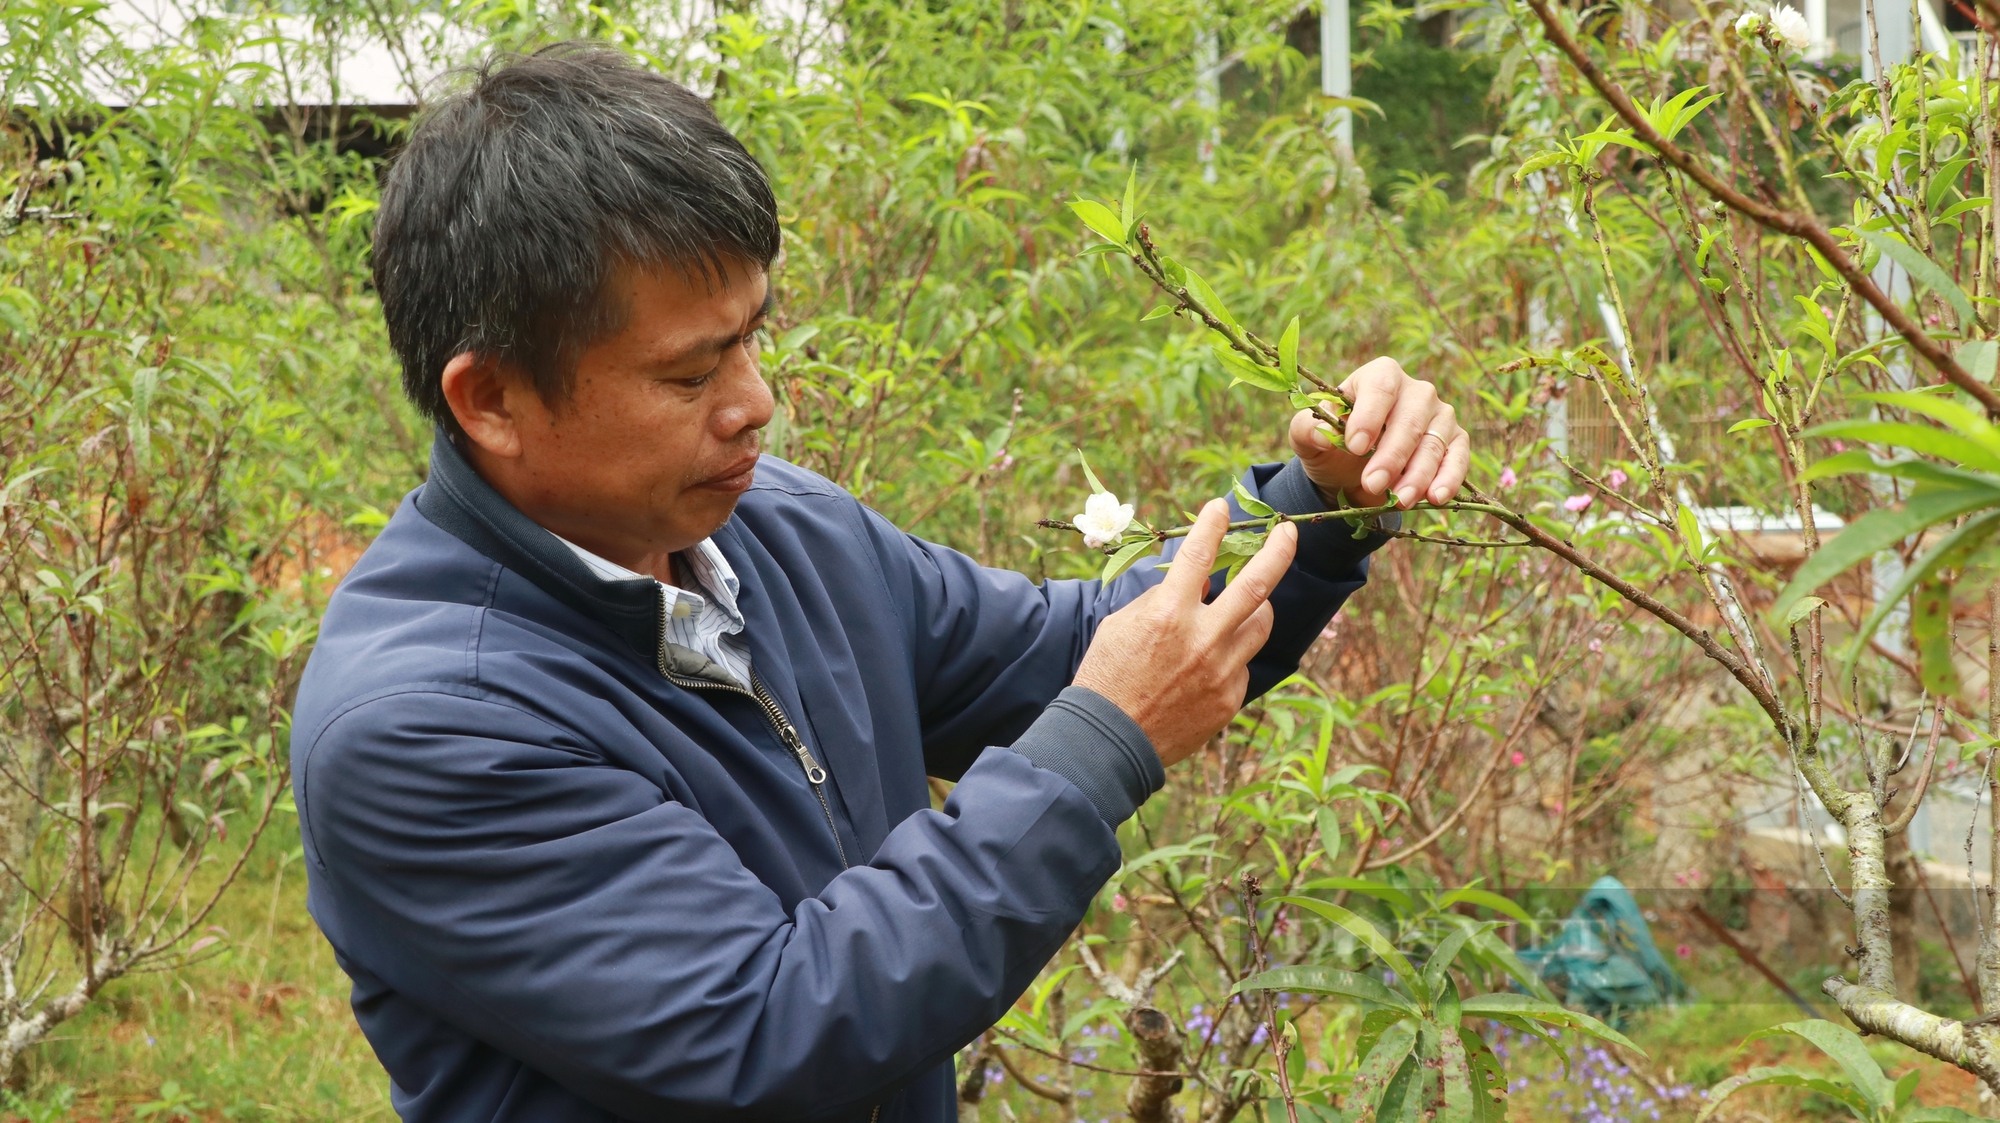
<box><xmin>1009</xmin><ymin>687</ymin><xmax>1165</xmax><ymax>827</ymax></box>
<box><xmin>1260</xmin><ymin>457</ymin><xmax>1399</xmax><ymax>580</ymax></box>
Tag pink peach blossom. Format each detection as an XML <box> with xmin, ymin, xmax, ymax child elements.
<box><xmin>1563</xmin><ymin>494</ymin><xmax>1593</xmax><ymax>512</ymax></box>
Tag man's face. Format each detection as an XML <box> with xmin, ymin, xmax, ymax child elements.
<box><xmin>454</xmin><ymin>257</ymin><xmax>774</xmax><ymax>571</ymax></box>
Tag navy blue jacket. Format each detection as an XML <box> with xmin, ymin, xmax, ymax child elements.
<box><xmin>292</xmin><ymin>436</ymin><xmax>1385</xmax><ymax>1123</ymax></box>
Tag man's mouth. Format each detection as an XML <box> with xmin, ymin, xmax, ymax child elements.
<box><xmin>697</xmin><ymin>454</ymin><xmax>760</xmax><ymax>493</ymax></box>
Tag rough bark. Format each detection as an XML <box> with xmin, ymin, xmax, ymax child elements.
<box><xmin>1888</xmin><ymin>830</ymin><xmax>1922</xmax><ymax>1000</ymax></box>
<box><xmin>1123</xmin><ymin>1006</ymin><xmax>1186</xmax><ymax>1123</ymax></box>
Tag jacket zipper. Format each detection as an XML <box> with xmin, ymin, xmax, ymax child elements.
<box><xmin>655</xmin><ymin>611</ymin><xmax>849</xmax><ymax>870</ymax></box>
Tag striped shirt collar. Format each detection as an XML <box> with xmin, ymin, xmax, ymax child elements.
<box><xmin>552</xmin><ymin>536</ymin><xmax>745</xmax><ymax>631</ymax></box>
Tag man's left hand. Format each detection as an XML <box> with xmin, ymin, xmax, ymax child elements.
<box><xmin>1289</xmin><ymin>356</ymin><xmax>1468</xmax><ymax>510</ymax></box>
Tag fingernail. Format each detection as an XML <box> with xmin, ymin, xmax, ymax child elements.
<box><xmin>1365</xmin><ymin>471</ymin><xmax>1387</xmax><ymax>493</ymax></box>
<box><xmin>1351</xmin><ymin>433</ymin><xmax>1371</xmax><ymax>454</ymax></box>
<box><xmin>1398</xmin><ymin>487</ymin><xmax>1416</xmax><ymax>508</ymax></box>
<box><xmin>1309</xmin><ymin>427</ymin><xmax>1332</xmax><ymax>450</ymax></box>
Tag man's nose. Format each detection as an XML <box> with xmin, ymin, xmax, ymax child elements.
<box><xmin>715</xmin><ymin>342</ymin><xmax>775</xmax><ymax>437</ymax></box>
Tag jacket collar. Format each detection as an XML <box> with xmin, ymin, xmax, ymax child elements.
<box><xmin>414</xmin><ymin>429</ymin><xmax>663</xmax><ymax>665</ymax></box>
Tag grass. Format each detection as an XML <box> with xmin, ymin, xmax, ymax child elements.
<box><xmin>6</xmin><ymin>821</ymin><xmax>391</xmax><ymax>1122</ymax></box>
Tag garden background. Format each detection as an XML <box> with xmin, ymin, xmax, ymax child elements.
<box><xmin>7</xmin><ymin>0</ymin><xmax>2000</xmax><ymax>1117</ymax></box>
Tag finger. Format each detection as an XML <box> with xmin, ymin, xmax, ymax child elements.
<box><xmin>1429</xmin><ymin>431</ymin><xmax>1472</xmax><ymax>505</ymax></box>
<box><xmin>1391</xmin><ymin>404</ymin><xmax>1457</xmax><ymax>509</ymax></box>
<box><xmin>1163</xmin><ymin>500</ymin><xmax>1230</xmax><ymax>602</ymax></box>
<box><xmin>1222</xmin><ymin>599</ymin><xmax>1276</xmax><ymax>666</ymax></box>
<box><xmin>1206</xmin><ymin>519</ymin><xmax>1296</xmax><ymax>635</ymax></box>
<box><xmin>1289</xmin><ymin>407</ymin><xmax>1337</xmax><ymax>458</ymax></box>
<box><xmin>1359</xmin><ymin>380</ymin><xmax>1439</xmax><ymax>498</ymax></box>
<box><xmin>1336</xmin><ymin>358</ymin><xmax>1406</xmax><ymax>457</ymax></box>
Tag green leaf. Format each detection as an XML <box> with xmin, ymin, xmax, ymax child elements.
<box><xmin>1076</xmin><ymin>448</ymin><xmax>1108</xmax><ymax>495</ymax></box>
<box><xmin>1297</xmin><ymin>877</ymin><xmax>1417</xmax><ymax>916</ymax></box>
<box><xmin>1914</xmin><ymin>574</ymin><xmax>1963</xmax><ymax>695</ymax></box>
<box><xmin>1856</xmin><ymin>390</ymin><xmax>2000</xmax><ymax>455</ymax></box>
<box><xmin>1102</xmin><ymin>537</ymin><xmax>1155</xmax><ymax>583</ymax></box>
<box><xmin>1234</xmin><ymin>479</ymin><xmax>1277</xmax><ymax>518</ymax></box>
<box><xmin>1929</xmin><ymin>157</ymin><xmax>1974</xmax><ymax>211</ymax></box>
<box><xmin>1458</xmin><ymin>1027</ymin><xmax>1508</xmax><ymax>1123</ymax></box>
<box><xmin>1513</xmin><ymin>149</ymin><xmax>1574</xmax><ymax>181</ymax></box>
<box><xmin>1675</xmin><ymin>502</ymin><xmax>1706</xmax><ymax>566</ymax></box>
<box><xmin>1140</xmin><ymin>304</ymin><xmax>1173</xmax><ymax>321</ymax></box>
<box><xmin>1120</xmin><ymin>163</ymin><xmax>1138</xmax><ymax>230</ymax></box>
<box><xmin>1572</xmin><ymin>129</ymin><xmax>1654</xmax><ymax>153</ymax></box>
<box><xmin>1938</xmin><ymin>197</ymin><xmax>1992</xmax><ymax>222</ymax></box>
<box><xmin>1183</xmin><ymin>269</ymin><xmax>1238</xmax><ymax>329</ymax></box>
<box><xmin>1774</xmin><ymin>1020</ymin><xmax>1894</xmax><ymax>1115</ymax></box>
<box><xmin>1895</xmin><ymin>1068</ymin><xmax>1920</xmax><ymax>1110</ymax></box>
<box><xmin>1234</xmin><ymin>965</ymin><xmax>1420</xmax><ymax>1016</ymax></box>
<box><xmin>1772</xmin><ymin>487</ymin><xmax>2000</xmax><ymax>620</ymax></box>
<box><xmin>1841</xmin><ymin>510</ymin><xmax>2000</xmax><ymax>683</ymax></box>
<box><xmin>1695</xmin><ymin>1066</ymin><xmax>1870</xmax><ymax>1123</ymax></box>
<box><xmin>1068</xmin><ymin>199</ymin><xmax>1129</xmax><ymax>248</ymax></box>
<box><xmin>1422</xmin><ymin>924</ymin><xmax>1484</xmax><ymax>1006</ymax></box>
<box><xmin>1905</xmin><ymin>1108</ymin><xmax>1989</xmax><ymax>1122</ymax></box>
<box><xmin>1960</xmin><ymin>339</ymin><xmax>1999</xmax><ymax>383</ymax></box>
<box><xmin>1797</xmin><ymin>449</ymin><xmax>2000</xmax><ymax>491</ymax></box>
<box><xmin>1214</xmin><ymin>340</ymin><xmax>1296</xmax><ymax>393</ymax></box>
<box><xmin>1727</xmin><ymin>417</ymin><xmax>1775</xmax><ymax>434</ymax></box>
<box><xmin>1345</xmin><ymin>1020</ymin><xmax>1420</xmax><ymax>1120</ymax></box>
<box><xmin>1375</xmin><ymin>1050</ymin><xmax>1428</xmax><ymax>1123</ymax></box>
<box><xmin>1271</xmin><ymin>895</ymin><xmax>1417</xmax><ymax>980</ymax></box>
<box><xmin>1435</xmin><ymin>887</ymin><xmax>1532</xmax><ymax>923</ymax></box>
<box><xmin>1464</xmin><ymin>925</ymin><xmax>1557</xmax><ymax>1002</ymax></box>
<box><xmin>1807</xmin><ymin>419</ymin><xmax>2000</xmax><ymax>474</ymax></box>
<box><xmin>1438</xmin><ymin>1019</ymin><xmax>1476</xmax><ymax>1123</ymax></box>
<box><xmin>1456</xmin><ymin>993</ymin><xmax>1643</xmax><ymax>1053</ymax></box>
<box><xmin>1279</xmin><ymin>316</ymin><xmax>1301</xmax><ymax>380</ymax></box>
<box><xmin>1316</xmin><ymin>805</ymin><xmax>1342</xmax><ymax>868</ymax></box>
<box><xmin>1783</xmin><ymin>595</ymin><xmax>1826</xmax><ymax>627</ymax></box>
<box><xmin>1855</xmin><ymin>227</ymin><xmax>1976</xmax><ymax>326</ymax></box>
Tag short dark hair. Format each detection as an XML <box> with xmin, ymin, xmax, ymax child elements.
<box><xmin>372</xmin><ymin>44</ymin><xmax>781</xmax><ymax>434</ymax></box>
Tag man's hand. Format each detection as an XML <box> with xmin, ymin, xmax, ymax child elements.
<box><xmin>1073</xmin><ymin>501</ymin><xmax>1298</xmax><ymax>767</ymax></box>
<box><xmin>1291</xmin><ymin>356</ymin><xmax>1469</xmax><ymax>509</ymax></box>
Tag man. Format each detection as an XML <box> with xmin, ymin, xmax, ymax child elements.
<box><xmin>293</xmin><ymin>44</ymin><xmax>1469</xmax><ymax>1123</ymax></box>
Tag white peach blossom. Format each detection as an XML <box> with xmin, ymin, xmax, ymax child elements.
<box><xmin>1075</xmin><ymin>491</ymin><xmax>1135</xmax><ymax>549</ymax></box>
<box><xmin>1769</xmin><ymin>5</ymin><xmax>1811</xmax><ymax>49</ymax></box>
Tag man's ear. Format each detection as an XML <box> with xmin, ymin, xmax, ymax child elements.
<box><xmin>440</xmin><ymin>352</ymin><xmax>528</xmax><ymax>459</ymax></box>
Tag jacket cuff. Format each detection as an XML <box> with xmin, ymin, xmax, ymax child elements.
<box><xmin>1009</xmin><ymin>686</ymin><xmax>1164</xmax><ymax>827</ymax></box>
<box><xmin>1259</xmin><ymin>457</ymin><xmax>1399</xmax><ymax>581</ymax></box>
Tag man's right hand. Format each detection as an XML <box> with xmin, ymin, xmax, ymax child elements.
<box><xmin>1072</xmin><ymin>500</ymin><xmax>1298</xmax><ymax>767</ymax></box>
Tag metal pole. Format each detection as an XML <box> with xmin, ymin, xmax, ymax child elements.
<box><xmin>1321</xmin><ymin>0</ymin><xmax>1351</xmax><ymax>150</ymax></box>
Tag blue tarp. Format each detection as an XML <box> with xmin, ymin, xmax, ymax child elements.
<box><xmin>1518</xmin><ymin>876</ymin><xmax>1687</xmax><ymax>1023</ymax></box>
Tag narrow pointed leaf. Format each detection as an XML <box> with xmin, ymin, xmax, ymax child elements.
<box><xmin>1438</xmin><ymin>1025</ymin><xmax>1476</xmax><ymax>1123</ymax></box>
<box><xmin>1773</xmin><ymin>488</ymin><xmax>2000</xmax><ymax>619</ymax></box>
<box><xmin>1316</xmin><ymin>805</ymin><xmax>1342</xmax><ymax>868</ymax></box>
<box><xmin>1456</xmin><ymin>993</ymin><xmax>1642</xmax><ymax>1053</ymax></box>
<box><xmin>1234</xmin><ymin>965</ymin><xmax>1419</xmax><ymax>1016</ymax></box>
<box><xmin>1841</xmin><ymin>510</ymin><xmax>2000</xmax><ymax>683</ymax></box>
<box><xmin>1778</xmin><ymin>1020</ymin><xmax>1893</xmax><ymax>1113</ymax></box>
<box><xmin>1101</xmin><ymin>538</ymin><xmax>1156</xmax><ymax>583</ymax></box>
<box><xmin>1272</xmin><ymin>895</ymin><xmax>1417</xmax><ymax>979</ymax></box>
<box><xmin>1075</xmin><ymin>448</ymin><xmax>1108</xmax><ymax>495</ymax></box>
<box><xmin>1855</xmin><ymin>228</ymin><xmax>1976</xmax><ymax>326</ymax></box>
<box><xmin>1068</xmin><ymin>200</ymin><xmax>1129</xmax><ymax>247</ymax></box>
<box><xmin>1436</xmin><ymin>887</ymin><xmax>1532</xmax><ymax>923</ymax></box>
<box><xmin>1279</xmin><ymin>316</ymin><xmax>1301</xmax><ymax>380</ymax></box>
<box><xmin>1345</xmin><ymin>1020</ymin><xmax>1419</xmax><ymax>1119</ymax></box>
<box><xmin>1233</xmin><ymin>479</ymin><xmax>1276</xmax><ymax>518</ymax></box>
